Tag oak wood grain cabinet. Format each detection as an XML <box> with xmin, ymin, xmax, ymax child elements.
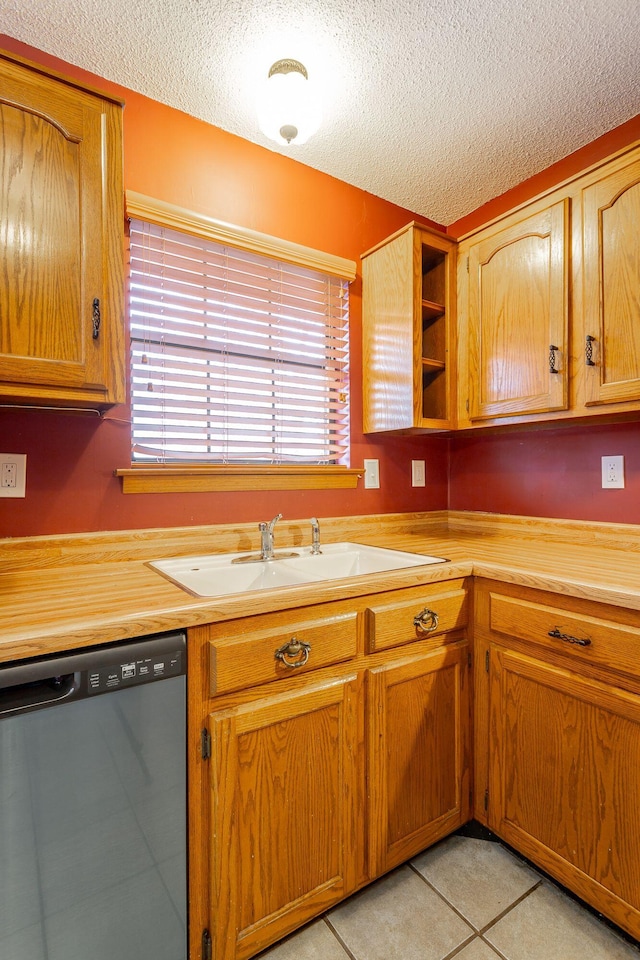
<box><xmin>473</xmin><ymin>579</ymin><xmax>640</xmax><ymax>942</ymax></box>
<box><xmin>188</xmin><ymin>579</ymin><xmax>470</xmax><ymax>960</ymax></box>
<box><xmin>456</xmin><ymin>141</ymin><xmax>640</xmax><ymax>429</ymax></box>
<box><xmin>463</xmin><ymin>201</ymin><xmax>570</xmax><ymax>421</ymax></box>
<box><xmin>362</xmin><ymin>222</ymin><xmax>457</xmax><ymax>433</ymax></box>
<box><xmin>367</xmin><ymin>643</ymin><xmax>470</xmax><ymax>876</ymax></box>
<box><xmin>582</xmin><ymin>151</ymin><xmax>640</xmax><ymax>407</ymax></box>
<box><xmin>365</xmin><ymin>582</ymin><xmax>470</xmax><ymax>876</ymax></box>
<box><xmin>0</xmin><ymin>50</ymin><xmax>125</xmax><ymax>408</ymax></box>
<box><xmin>208</xmin><ymin>671</ymin><xmax>363</xmax><ymax>960</ymax></box>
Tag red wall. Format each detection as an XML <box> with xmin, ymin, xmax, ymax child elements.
<box><xmin>449</xmin><ymin>421</ymin><xmax>640</xmax><ymax>524</ymax></box>
<box><xmin>0</xmin><ymin>35</ymin><xmax>449</xmax><ymax>538</ymax></box>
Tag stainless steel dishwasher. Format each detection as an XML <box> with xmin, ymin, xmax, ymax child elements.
<box><xmin>0</xmin><ymin>630</ymin><xmax>187</xmax><ymax>960</ymax></box>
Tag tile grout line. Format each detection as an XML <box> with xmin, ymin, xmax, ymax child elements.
<box><xmin>409</xmin><ymin>859</ymin><xmax>545</xmax><ymax>957</ymax></box>
<box><xmin>322</xmin><ymin>914</ymin><xmax>359</xmax><ymax>960</ymax></box>
<box><xmin>408</xmin><ymin>861</ymin><xmax>478</xmax><ymax>934</ymax></box>
<box><xmin>476</xmin><ymin>880</ymin><xmax>544</xmax><ymax>938</ymax></box>
<box><xmin>438</xmin><ymin>933</ymin><xmax>485</xmax><ymax>960</ymax></box>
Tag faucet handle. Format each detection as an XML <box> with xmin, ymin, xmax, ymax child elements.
<box><xmin>310</xmin><ymin>517</ymin><xmax>322</xmax><ymax>555</ymax></box>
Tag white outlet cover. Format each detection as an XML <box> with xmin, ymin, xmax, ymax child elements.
<box><xmin>0</xmin><ymin>453</ymin><xmax>27</xmax><ymax>497</ymax></box>
<box><xmin>601</xmin><ymin>455</ymin><xmax>624</xmax><ymax>489</ymax></box>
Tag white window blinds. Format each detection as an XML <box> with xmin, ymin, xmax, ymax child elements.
<box><xmin>129</xmin><ymin>219</ymin><xmax>350</xmax><ymax>464</ymax></box>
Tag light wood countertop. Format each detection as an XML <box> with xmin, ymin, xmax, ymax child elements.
<box><xmin>1</xmin><ymin>511</ymin><xmax>639</xmax><ymax>664</ymax></box>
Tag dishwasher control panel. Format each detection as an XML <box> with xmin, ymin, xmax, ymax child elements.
<box><xmin>86</xmin><ymin>648</ymin><xmax>184</xmax><ymax>694</ymax></box>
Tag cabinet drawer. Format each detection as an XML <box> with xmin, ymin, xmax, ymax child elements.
<box><xmin>489</xmin><ymin>591</ymin><xmax>640</xmax><ymax>679</ymax></box>
<box><xmin>208</xmin><ymin>607</ymin><xmax>358</xmax><ymax>695</ymax></box>
<box><xmin>366</xmin><ymin>580</ymin><xmax>468</xmax><ymax>652</ymax></box>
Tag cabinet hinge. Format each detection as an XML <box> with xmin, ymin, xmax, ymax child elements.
<box><xmin>202</xmin><ymin>928</ymin><xmax>212</xmax><ymax>960</ymax></box>
<box><xmin>466</xmin><ymin>256</ymin><xmax>469</xmax><ymax>273</ymax></box>
<box><xmin>467</xmin><ymin>652</ymin><xmax>472</xmax><ymax>669</ymax></box>
<box><xmin>201</xmin><ymin>728</ymin><xmax>211</xmax><ymax>761</ymax></box>
<box><xmin>485</xmin><ymin>650</ymin><xmax>490</xmax><ymax>673</ymax></box>
<box><xmin>484</xmin><ymin>788</ymin><xmax>489</xmax><ymax>812</ymax></box>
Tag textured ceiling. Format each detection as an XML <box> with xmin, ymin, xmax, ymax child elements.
<box><xmin>3</xmin><ymin>0</ymin><xmax>640</xmax><ymax>224</ymax></box>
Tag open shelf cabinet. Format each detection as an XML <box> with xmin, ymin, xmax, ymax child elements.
<box><xmin>362</xmin><ymin>222</ymin><xmax>456</xmax><ymax>433</ymax></box>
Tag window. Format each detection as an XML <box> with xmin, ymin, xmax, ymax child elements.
<box><xmin>128</xmin><ymin>213</ymin><xmax>352</xmax><ymax>467</ymax></box>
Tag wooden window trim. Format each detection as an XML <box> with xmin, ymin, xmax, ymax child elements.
<box><xmin>115</xmin><ymin>464</ymin><xmax>362</xmax><ymax>494</ymax></box>
<box><xmin>125</xmin><ymin>192</ymin><xmax>357</xmax><ymax>281</ymax></box>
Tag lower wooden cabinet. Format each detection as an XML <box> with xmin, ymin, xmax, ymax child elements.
<box><xmin>208</xmin><ymin>671</ymin><xmax>363</xmax><ymax>960</ymax></box>
<box><xmin>368</xmin><ymin>643</ymin><xmax>470</xmax><ymax>876</ymax></box>
<box><xmin>189</xmin><ymin>580</ymin><xmax>471</xmax><ymax>960</ymax></box>
<box><xmin>475</xmin><ymin>579</ymin><xmax>640</xmax><ymax>942</ymax></box>
<box><xmin>189</xmin><ymin>575</ymin><xmax>640</xmax><ymax>956</ymax></box>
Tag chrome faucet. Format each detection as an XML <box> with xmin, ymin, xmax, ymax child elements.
<box><xmin>259</xmin><ymin>513</ymin><xmax>282</xmax><ymax>560</ymax></box>
<box><xmin>310</xmin><ymin>517</ymin><xmax>322</xmax><ymax>555</ymax></box>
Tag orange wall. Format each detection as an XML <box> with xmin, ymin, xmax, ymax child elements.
<box><xmin>0</xmin><ymin>35</ymin><xmax>449</xmax><ymax>538</ymax></box>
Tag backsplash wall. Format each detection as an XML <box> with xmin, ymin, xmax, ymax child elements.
<box><xmin>449</xmin><ymin>419</ymin><xmax>640</xmax><ymax>524</ymax></box>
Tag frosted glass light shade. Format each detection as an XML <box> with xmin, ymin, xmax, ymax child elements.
<box><xmin>257</xmin><ymin>60</ymin><xmax>322</xmax><ymax>146</ymax></box>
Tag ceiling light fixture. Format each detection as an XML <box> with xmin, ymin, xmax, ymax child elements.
<box><xmin>257</xmin><ymin>58</ymin><xmax>321</xmax><ymax>147</ymax></box>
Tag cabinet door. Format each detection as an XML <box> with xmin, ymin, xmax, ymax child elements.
<box><xmin>0</xmin><ymin>56</ymin><xmax>124</xmax><ymax>404</ymax></box>
<box><xmin>583</xmin><ymin>156</ymin><xmax>640</xmax><ymax>405</ymax></box>
<box><xmin>489</xmin><ymin>646</ymin><xmax>640</xmax><ymax>940</ymax></box>
<box><xmin>368</xmin><ymin>643</ymin><xmax>470</xmax><ymax>877</ymax></box>
<box><xmin>467</xmin><ymin>200</ymin><xmax>569</xmax><ymax>419</ymax></box>
<box><xmin>208</xmin><ymin>672</ymin><xmax>362</xmax><ymax>960</ymax></box>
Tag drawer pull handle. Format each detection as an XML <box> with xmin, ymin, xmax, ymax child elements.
<box><xmin>275</xmin><ymin>636</ymin><xmax>311</xmax><ymax>668</ymax></box>
<box><xmin>548</xmin><ymin>627</ymin><xmax>592</xmax><ymax>647</ymax></box>
<box><xmin>413</xmin><ymin>608</ymin><xmax>439</xmax><ymax>634</ymax></box>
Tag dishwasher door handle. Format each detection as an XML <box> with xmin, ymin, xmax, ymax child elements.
<box><xmin>0</xmin><ymin>671</ymin><xmax>81</xmax><ymax>718</ymax></box>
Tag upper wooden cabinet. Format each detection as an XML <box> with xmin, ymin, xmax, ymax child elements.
<box><xmin>582</xmin><ymin>153</ymin><xmax>640</xmax><ymax>406</ymax></box>
<box><xmin>362</xmin><ymin>222</ymin><xmax>456</xmax><ymax>433</ymax></box>
<box><xmin>465</xmin><ymin>201</ymin><xmax>570</xmax><ymax>420</ymax></box>
<box><xmin>457</xmin><ymin>140</ymin><xmax>640</xmax><ymax>430</ymax></box>
<box><xmin>0</xmin><ymin>51</ymin><xmax>125</xmax><ymax>408</ymax></box>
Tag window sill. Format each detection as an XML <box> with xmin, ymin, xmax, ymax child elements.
<box><xmin>115</xmin><ymin>465</ymin><xmax>362</xmax><ymax>494</ymax></box>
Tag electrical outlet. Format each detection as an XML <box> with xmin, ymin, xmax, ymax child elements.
<box><xmin>363</xmin><ymin>459</ymin><xmax>380</xmax><ymax>489</ymax></box>
<box><xmin>601</xmin><ymin>455</ymin><xmax>624</xmax><ymax>489</ymax></box>
<box><xmin>411</xmin><ymin>460</ymin><xmax>426</xmax><ymax>487</ymax></box>
<box><xmin>0</xmin><ymin>453</ymin><xmax>27</xmax><ymax>497</ymax></box>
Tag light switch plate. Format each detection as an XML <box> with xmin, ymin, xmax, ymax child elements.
<box><xmin>363</xmin><ymin>459</ymin><xmax>380</xmax><ymax>489</ymax></box>
<box><xmin>411</xmin><ymin>460</ymin><xmax>426</xmax><ymax>487</ymax></box>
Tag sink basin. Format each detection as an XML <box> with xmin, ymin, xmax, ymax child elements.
<box><xmin>149</xmin><ymin>542</ymin><xmax>448</xmax><ymax>598</ymax></box>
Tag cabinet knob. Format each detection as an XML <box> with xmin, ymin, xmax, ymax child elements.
<box><xmin>275</xmin><ymin>636</ymin><xmax>311</xmax><ymax>668</ymax></box>
<box><xmin>413</xmin><ymin>607</ymin><xmax>439</xmax><ymax>634</ymax></box>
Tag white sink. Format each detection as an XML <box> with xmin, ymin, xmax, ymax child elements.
<box><xmin>149</xmin><ymin>542</ymin><xmax>448</xmax><ymax>598</ymax></box>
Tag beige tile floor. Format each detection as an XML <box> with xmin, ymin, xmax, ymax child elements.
<box><xmin>257</xmin><ymin>834</ymin><xmax>640</xmax><ymax>960</ymax></box>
